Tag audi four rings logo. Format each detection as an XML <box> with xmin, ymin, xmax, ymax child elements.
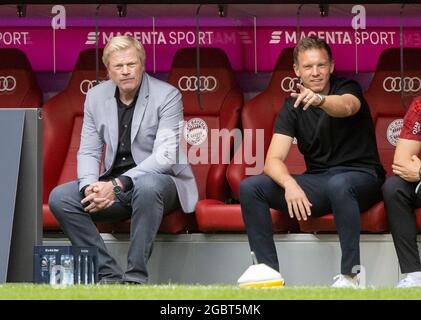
<box><xmin>80</xmin><ymin>79</ymin><xmax>103</xmax><ymax>95</ymax></box>
<box><xmin>281</xmin><ymin>77</ymin><xmax>300</xmax><ymax>92</ymax></box>
<box><xmin>383</xmin><ymin>77</ymin><xmax>421</xmax><ymax>93</ymax></box>
<box><xmin>178</xmin><ymin>76</ymin><xmax>218</xmax><ymax>92</ymax></box>
<box><xmin>0</xmin><ymin>76</ymin><xmax>17</xmax><ymax>92</ymax></box>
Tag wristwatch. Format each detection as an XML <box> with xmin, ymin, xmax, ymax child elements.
<box><xmin>315</xmin><ymin>93</ymin><xmax>326</xmax><ymax>107</ymax></box>
<box><xmin>111</xmin><ymin>179</ymin><xmax>122</xmax><ymax>196</ymax></box>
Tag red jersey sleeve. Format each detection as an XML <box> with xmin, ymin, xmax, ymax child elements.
<box><xmin>400</xmin><ymin>97</ymin><xmax>421</xmax><ymax>141</ymax></box>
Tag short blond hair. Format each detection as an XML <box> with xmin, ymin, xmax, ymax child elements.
<box><xmin>102</xmin><ymin>35</ymin><xmax>146</xmax><ymax>67</ymax></box>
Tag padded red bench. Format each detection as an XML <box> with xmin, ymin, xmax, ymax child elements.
<box><xmin>112</xmin><ymin>47</ymin><xmax>243</xmax><ymax>233</ymax></box>
<box><xmin>43</xmin><ymin>49</ymin><xmax>110</xmax><ymax>231</ymax></box>
<box><xmin>196</xmin><ymin>48</ymin><xmax>300</xmax><ymax>233</ymax></box>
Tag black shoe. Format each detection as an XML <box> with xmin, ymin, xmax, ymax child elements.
<box><xmin>98</xmin><ymin>277</ymin><xmax>124</xmax><ymax>285</ymax></box>
<box><xmin>123</xmin><ymin>280</ymin><xmax>145</xmax><ymax>285</ymax></box>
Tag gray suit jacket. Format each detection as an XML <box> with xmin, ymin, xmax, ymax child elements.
<box><xmin>77</xmin><ymin>73</ymin><xmax>198</xmax><ymax>213</ymax></box>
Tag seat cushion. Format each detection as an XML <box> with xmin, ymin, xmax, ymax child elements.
<box><xmin>298</xmin><ymin>202</ymin><xmax>388</xmax><ymax>233</ymax></box>
<box><xmin>196</xmin><ymin>199</ymin><xmax>299</xmax><ymax>232</ymax></box>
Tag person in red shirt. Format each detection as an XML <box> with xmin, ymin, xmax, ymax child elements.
<box><xmin>382</xmin><ymin>96</ymin><xmax>421</xmax><ymax>288</ymax></box>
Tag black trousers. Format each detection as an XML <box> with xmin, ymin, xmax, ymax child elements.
<box><xmin>240</xmin><ymin>167</ymin><xmax>384</xmax><ymax>276</ymax></box>
<box><xmin>382</xmin><ymin>175</ymin><xmax>421</xmax><ymax>274</ymax></box>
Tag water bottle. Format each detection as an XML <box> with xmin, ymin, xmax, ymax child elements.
<box><xmin>40</xmin><ymin>255</ymin><xmax>49</xmax><ymax>283</ymax></box>
<box><xmin>60</xmin><ymin>254</ymin><xmax>74</xmax><ymax>286</ymax></box>
<box><xmin>50</xmin><ymin>265</ymin><xmax>64</xmax><ymax>286</ymax></box>
<box><xmin>48</xmin><ymin>255</ymin><xmax>58</xmax><ymax>285</ymax></box>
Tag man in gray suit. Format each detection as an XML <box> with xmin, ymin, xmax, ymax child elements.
<box><xmin>49</xmin><ymin>35</ymin><xmax>198</xmax><ymax>284</ymax></box>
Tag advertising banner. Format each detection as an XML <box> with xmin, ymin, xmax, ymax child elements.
<box><xmin>1</xmin><ymin>26</ymin><xmax>420</xmax><ymax>72</ymax></box>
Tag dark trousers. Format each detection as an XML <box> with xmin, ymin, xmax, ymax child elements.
<box><xmin>240</xmin><ymin>167</ymin><xmax>384</xmax><ymax>275</ymax></box>
<box><xmin>382</xmin><ymin>175</ymin><xmax>421</xmax><ymax>274</ymax></box>
<box><xmin>49</xmin><ymin>174</ymin><xmax>180</xmax><ymax>284</ymax></box>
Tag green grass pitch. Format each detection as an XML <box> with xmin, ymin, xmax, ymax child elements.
<box><xmin>1</xmin><ymin>284</ymin><xmax>421</xmax><ymax>300</ymax></box>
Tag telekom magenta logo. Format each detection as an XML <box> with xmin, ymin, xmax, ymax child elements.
<box><xmin>269</xmin><ymin>31</ymin><xmax>283</xmax><ymax>44</ymax></box>
<box><xmin>86</xmin><ymin>32</ymin><xmax>98</xmax><ymax>45</ymax></box>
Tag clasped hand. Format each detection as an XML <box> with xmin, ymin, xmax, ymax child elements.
<box><xmin>81</xmin><ymin>181</ymin><xmax>116</xmax><ymax>213</ymax></box>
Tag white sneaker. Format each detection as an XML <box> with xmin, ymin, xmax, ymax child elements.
<box><xmin>331</xmin><ymin>274</ymin><xmax>359</xmax><ymax>288</ymax></box>
<box><xmin>397</xmin><ymin>273</ymin><xmax>421</xmax><ymax>288</ymax></box>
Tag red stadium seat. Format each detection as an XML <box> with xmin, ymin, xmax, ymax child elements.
<box><xmin>43</xmin><ymin>49</ymin><xmax>108</xmax><ymax>231</ymax></box>
<box><xmin>367</xmin><ymin>48</ymin><xmax>421</xmax><ymax>177</ymax></box>
<box><xmin>227</xmin><ymin>48</ymin><xmax>305</xmax><ymax>198</ymax></box>
<box><xmin>169</xmin><ymin>47</ymin><xmax>243</xmax><ymax>201</ymax></box>
<box><xmin>112</xmin><ymin>47</ymin><xmax>243</xmax><ymax>233</ymax></box>
<box><xmin>44</xmin><ymin>48</ymin><xmax>209</xmax><ymax>234</ymax></box>
<box><xmin>365</xmin><ymin>48</ymin><xmax>421</xmax><ymax>121</ymax></box>
<box><xmin>0</xmin><ymin>48</ymin><xmax>42</xmax><ymax>108</ymax></box>
<box><xmin>378</xmin><ymin>95</ymin><xmax>421</xmax><ymax>230</ymax></box>
<box><xmin>196</xmin><ymin>48</ymin><xmax>300</xmax><ymax>232</ymax></box>
<box><xmin>299</xmin><ymin>48</ymin><xmax>421</xmax><ymax>233</ymax></box>
<box><xmin>370</xmin><ymin>49</ymin><xmax>421</xmax><ymax>231</ymax></box>
<box><xmin>377</xmin><ymin>97</ymin><xmax>421</xmax><ymax>231</ymax></box>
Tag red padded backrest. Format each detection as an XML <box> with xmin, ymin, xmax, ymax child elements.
<box><xmin>57</xmin><ymin>116</ymin><xmax>84</xmax><ymax>184</ymax></box>
<box><xmin>366</xmin><ymin>48</ymin><xmax>421</xmax><ymax>121</ymax></box>
<box><xmin>376</xmin><ymin>115</ymin><xmax>405</xmax><ymax>177</ymax></box>
<box><xmin>227</xmin><ymin>48</ymin><xmax>306</xmax><ymax>198</ymax></box>
<box><xmin>43</xmin><ymin>49</ymin><xmax>107</xmax><ymax>203</ymax></box>
<box><xmin>0</xmin><ymin>48</ymin><xmax>42</xmax><ymax>108</ymax></box>
<box><xmin>366</xmin><ymin>48</ymin><xmax>421</xmax><ymax>177</ymax></box>
<box><xmin>167</xmin><ymin>48</ymin><xmax>243</xmax><ymax>201</ymax></box>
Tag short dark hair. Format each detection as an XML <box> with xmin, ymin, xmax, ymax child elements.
<box><xmin>293</xmin><ymin>36</ymin><xmax>332</xmax><ymax>64</ymax></box>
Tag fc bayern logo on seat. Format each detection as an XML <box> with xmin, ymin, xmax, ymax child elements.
<box><xmin>183</xmin><ymin>118</ymin><xmax>208</xmax><ymax>146</ymax></box>
<box><xmin>386</xmin><ymin>119</ymin><xmax>403</xmax><ymax>146</ymax></box>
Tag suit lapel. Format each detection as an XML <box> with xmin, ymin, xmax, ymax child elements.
<box><xmin>105</xmin><ymin>95</ymin><xmax>119</xmax><ymax>154</ymax></box>
<box><xmin>131</xmin><ymin>73</ymin><xmax>149</xmax><ymax>144</ymax></box>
